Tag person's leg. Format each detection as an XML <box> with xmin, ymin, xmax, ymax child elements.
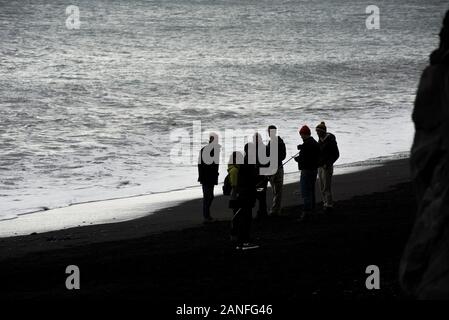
<box><xmin>209</xmin><ymin>184</ymin><xmax>215</xmax><ymax>211</ymax></box>
<box><xmin>231</xmin><ymin>207</ymin><xmax>240</xmax><ymax>240</ymax></box>
<box><xmin>256</xmin><ymin>187</ymin><xmax>267</xmax><ymax>217</ymax></box>
<box><xmin>318</xmin><ymin>167</ymin><xmax>327</xmax><ymax>207</ymax></box>
<box><xmin>237</xmin><ymin>207</ymin><xmax>252</xmax><ymax>244</ymax></box>
<box><xmin>271</xmin><ymin>168</ymin><xmax>284</xmax><ymax>215</ymax></box>
<box><xmin>243</xmin><ymin>207</ymin><xmax>252</xmax><ymax>243</ymax></box>
<box><xmin>268</xmin><ymin>174</ymin><xmax>275</xmax><ymax>209</ymax></box>
<box><xmin>324</xmin><ymin>165</ymin><xmax>334</xmax><ymax>208</ymax></box>
<box><xmin>310</xmin><ymin>169</ymin><xmax>317</xmax><ymax>212</ymax></box>
<box><xmin>202</xmin><ymin>184</ymin><xmax>208</xmax><ymax>219</ymax></box>
<box><xmin>202</xmin><ymin>184</ymin><xmax>214</xmax><ymax>219</ymax></box>
<box><xmin>300</xmin><ymin>170</ymin><xmax>311</xmax><ymax>212</ymax></box>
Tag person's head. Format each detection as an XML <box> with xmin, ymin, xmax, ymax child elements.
<box><xmin>229</xmin><ymin>151</ymin><xmax>243</xmax><ymax>165</ymax></box>
<box><xmin>209</xmin><ymin>132</ymin><xmax>218</xmax><ymax>144</ymax></box>
<box><xmin>315</xmin><ymin>121</ymin><xmax>327</xmax><ymax>139</ymax></box>
<box><xmin>268</xmin><ymin>125</ymin><xmax>277</xmax><ymax>139</ymax></box>
<box><xmin>244</xmin><ymin>142</ymin><xmax>249</xmax><ymax>158</ymax></box>
<box><xmin>299</xmin><ymin>125</ymin><xmax>311</xmax><ymax>140</ymax></box>
<box><xmin>252</xmin><ymin>132</ymin><xmax>262</xmax><ymax>147</ymax></box>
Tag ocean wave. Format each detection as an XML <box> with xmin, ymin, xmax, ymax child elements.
<box><xmin>1</xmin><ymin>0</ymin><xmax>438</xmax><ymax>222</ymax></box>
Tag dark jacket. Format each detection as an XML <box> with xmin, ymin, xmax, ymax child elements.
<box><xmin>236</xmin><ymin>157</ymin><xmax>258</xmax><ymax>208</ymax></box>
<box><xmin>318</xmin><ymin>133</ymin><xmax>339</xmax><ymax>167</ymax></box>
<box><xmin>245</xmin><ymin>141</ymin><xmax>268</xmax><ymax>187</ymax></box>
<box><xmin>267</xmin><ymin>136</ymin><xmax>287</xmax><ymax>169</ymax></box>
<box><xmin>399</xmin><ymin>53</ymin><xmax>449</xmax><ymax>299</ymax></box>
<box><xmin>255</xmin><ymin>141</ymin><xmax>269</xmax><ymax>186</ymax></box>
<box><xmin>294</xmin><ymin>136</ymin><xmax>320</xmax><ymax>171</ymax></box>
<box><xmin>197</xmin><ymin>144</ymin><xmax>220</xmax><ymax>185</ymax></box>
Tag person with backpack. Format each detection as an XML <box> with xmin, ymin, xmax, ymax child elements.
<box><xmin>294</xmin><ymin>125</ymin><xmax>320</xmax><ymax>221</ymax></box>
<box><xmin>315</xmin><ymin>122</ymin><xmax>340</xmax><ymax>213</ymax></box>
<box><xmin>197</xmin><ymin>133</ymin><xmax>220</xmax><ymax>223</ymax></box>
<box><xmin>228</xmin><ymin>144</ymin><xmax>259</xmax><ymax>250</ymax></box>
<box><xmin>266</xmin><ymin>125</ymin><xmax>287</xmax><ymax>216</ymax></box>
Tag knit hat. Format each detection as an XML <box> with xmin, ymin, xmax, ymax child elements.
<box><xmin>299</xmin><ymin>125</ymin><xmax>311</xmax><ymax>136</ymax></box>
<box><xmin>316</xmin><ymin>121</ymin><xmax>327</xmax><ymax>133</ymax></box>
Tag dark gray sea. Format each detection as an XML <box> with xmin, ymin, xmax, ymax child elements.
<box><xmin>1</xmin><ymin>0</ymin><xmax>447</xmax><ymax>219</ymax></box>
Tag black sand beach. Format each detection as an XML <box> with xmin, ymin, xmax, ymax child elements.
<box><xmin>0</xmin><ymin>159</ymin><xmax>414</xmax><ymax>301</ymax></box>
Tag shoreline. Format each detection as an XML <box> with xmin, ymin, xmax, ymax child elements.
<box><xmin>0</xmin><ymin>158</ymin><xmax>410</xmax><ymax>260</ymax></box>
<box><xmin>0</xmin><ymin>152</ymin><xmax>409</xmax><ymax>238</ymax></box>
<box><xmin>0</xmin><ymin>158</ymin><xmax>414</xmax><ymax>300</ymax></box>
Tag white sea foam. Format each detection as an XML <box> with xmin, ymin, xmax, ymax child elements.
<box><xmin>0</xmin><ymin>153</ymin><xmax>406</xmax><ymax>237</ymax></box>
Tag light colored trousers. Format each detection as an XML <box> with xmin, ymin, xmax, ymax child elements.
<box><xmin>269</xmin><ymin>167</ymin><xmax>284</xmax><ymax>215</ymax></box>
<box><xmin>318</xmin><ymin>165</ymin><xmax>334</xmax><ymax>208</ymax></box>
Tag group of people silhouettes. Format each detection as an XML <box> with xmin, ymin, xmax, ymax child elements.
<box><xmin>198</xmin><ymin>122</ymin><xmax>339</xmax><ymax>250</ymax></box>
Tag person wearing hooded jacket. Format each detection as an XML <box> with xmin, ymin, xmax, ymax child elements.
<box><xmin>315</xmin><ymin>122</ymin><xmax>340</xmax><ymax>212</ymax></box>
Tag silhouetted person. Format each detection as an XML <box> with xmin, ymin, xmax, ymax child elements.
<box><xmin>315</xmin><ymin>122</ymin><xmax>339</xmax><ymax>213</ymax></box>
<box><xmin>266</xmin><ymin>125</ymin><xmax>287</xmax><ymax>216</ymax></box>
<box><xmin>294</xmin><ymin>125</ymin><xmax>320</xmax><ymax>221</ymax></box>
<box><xmin>400</xmin><ymin>10</ymin><xmax>449</xmax><ymax>299</ymax></box>
<box><xmin>231</xmin><ymin>143</ymin><xmax>259</xmax><ymax>250</ymax></box>
<box><xmin>198</xmin><ymin>133</ymin><xmax>220</xmax><ymax>223</ymax></box>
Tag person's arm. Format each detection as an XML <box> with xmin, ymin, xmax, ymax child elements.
<box><xmin>294</xmin><ymin>150</ymin><xmax>303</xmax><ymax>169</ymax></box>
<box><xmin>330</xmin><ymin>140</ymin><xmax>340</xmax><ymax>166</ymax></box>
<box><xmin>279</xmin><ymin>137</ymin><xmax>287</xmax><ymax>161</ymax></box>
<box><xmin>197</xmin><ymin>148</ymin><xmax>204</xmax><ymax>183</ymax></box>
<box><xmin>230</xmin><ymin>167</ymin><xmax>239</xmax><ymax>198</ymax></box>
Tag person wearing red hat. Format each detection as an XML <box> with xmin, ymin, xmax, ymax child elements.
<box><xmin>400</xmin><ymin>10</ymin><xmax>449</xmax><ymax>299</ymax></box>
<box><xmin>294</xmin><ymin>125</ymin><xmax>320</xmax><ymax>221</ymax></box>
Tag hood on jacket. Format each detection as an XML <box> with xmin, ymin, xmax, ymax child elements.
<box><xmin>321</xmin><ymin>133</ymin><xmax>336</xmax><ymax>143</ymax></box>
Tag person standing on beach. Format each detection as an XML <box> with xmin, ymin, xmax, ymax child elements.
<box><xmin>198</xmin><ymin>133</ymin><xmax>220</xmax><ymax>223</ymax></box>
<box><xmin>230</xmin><ymin>143</ymin><xmax>259</xmax><ymax>250</ymax></box>
<box><xmin>228</xmin><ymin>151</ymin><xmax>241</xmax><ymax>241</ymax></box>
<box><xmin>400</xmin><ymin>10</ymin><xmax>449</xmax><ymax>299</ymax></box>
<box><xmin>315</xmin><ymin>122</ymin><xmax>339</xmax><ymax>213</ymax></box>
<box><xmin>294</xmin><ymin>125</ymin><xmax>320</xmax><ymax>221</ymax></box>
<box><xmin>253</xmin><ymin>133</ymin><xmax>269</xmax><ymax>219</ymax></box>
<box><xmin>266</xmin><ymin>125</ymin><xmax>287</xmax><ymax>216</ymax></box>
